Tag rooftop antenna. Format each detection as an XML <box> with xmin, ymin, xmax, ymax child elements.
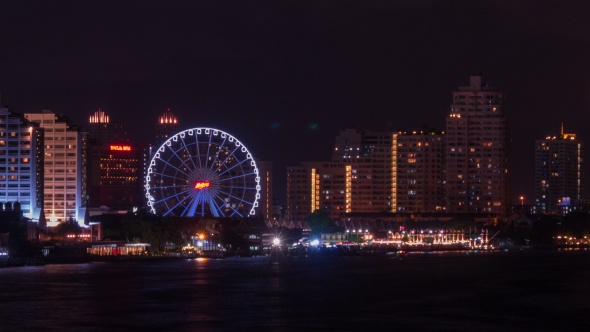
<box><xmin>561</xmin><ymin>122</ymin><xmax>564</xmax><ymax>136</ymax></box>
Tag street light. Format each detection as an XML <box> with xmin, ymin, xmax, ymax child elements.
<box><xmin>273</xmin><ymin>238</ymin><xmax>280</xmax><ymax>246</ymax></box>
<box><xmin>520</xmin><ymin>196</ymin><xmax>524</xmax><ymax>206</ymax></box>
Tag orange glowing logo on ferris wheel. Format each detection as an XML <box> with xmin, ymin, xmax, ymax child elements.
<box><xmin>194</xmin><ymin>182</ymin><xmax>211</xmax><ymax>190</ymax></box>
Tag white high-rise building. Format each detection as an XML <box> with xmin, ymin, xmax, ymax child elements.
<box><xmin>0</xmin><ymin>106</ymin><xmax>44</xmax><ymax>219</ymax></box>
<box><xmin>24</xmin><ymin>110</ymin><xmax>87</xmax><ymax>225</ymax></box>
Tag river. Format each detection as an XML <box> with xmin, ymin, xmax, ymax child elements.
<box><xmin>1</xmin><ymin>250</ymin><xmax>589</xmax><ymax>331</ymax></box>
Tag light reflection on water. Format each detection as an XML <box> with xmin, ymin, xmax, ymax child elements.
<box><xmin>1</xmin><ymin>251</ymin><xmax>589</xmax><ymax>331</ymax></box>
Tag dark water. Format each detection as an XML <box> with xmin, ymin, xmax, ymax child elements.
<box><xmin>1</xmin><ymin>250</ymin><xmax>590</xmax><ymax>331</ymax></box>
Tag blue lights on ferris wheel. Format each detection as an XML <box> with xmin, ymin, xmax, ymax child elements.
<box><xmin>145</xmin><ymin>127</ymin><xmax>260</xmax><ymax>218</ymax></box>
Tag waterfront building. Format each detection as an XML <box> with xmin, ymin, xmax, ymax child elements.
<box><xmin>88</xmin><ymin>110</ymin><xmax>130</xmax><ymax>146</ymax></box>
<box><xmin>535</xmin><ymin>125</ymin><xmax>583</xmax><ymax>214</ymax></box>
<box><xmin>287</xmin><ymin>162</ymin><xmax>347</xmax><ymax>222</ymax></box>
<box><xmin>444</xmin><ymin>75</ymin><xmax>511</xmax><ymax>215</ymax></box>
<box><xmin>24</xmin><ymin>110</ymin><xmax>88</xmax><ymax>225</ymax></box>
<box><xmin>396</xmin><ymin>130</ymin><xmax>444</xmax><ymax>213</ymax></box>
<box><xmin>87</xmin><ymin>142</ymin><xmax>146</xmax><ymax>208</ymax></box>
<box><xmin>0</xmin><ymin>106</ymin><xmax>44</xmax><ymax>219</ymax></box>
<box><xmin>332</xmin><ymin>128</ymin><xmax>394</xmax><ymax>213</ymax></box>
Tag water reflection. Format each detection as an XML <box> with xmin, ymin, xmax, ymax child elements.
<box><xmin>1</xmin><ymin>251</ymin><xmax>589</xmax><ymax>330</ymax></box>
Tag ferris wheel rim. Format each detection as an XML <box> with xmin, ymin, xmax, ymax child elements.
<box><xmin>145</xmin><ymin>127</ymin><xmax>260</xmax><ymax>218</ymax></box>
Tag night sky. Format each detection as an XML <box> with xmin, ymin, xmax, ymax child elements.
<box><xmin>2</xmin><ymin>1</ymin><xmax>590</xmax><ymax>205</ymax></box>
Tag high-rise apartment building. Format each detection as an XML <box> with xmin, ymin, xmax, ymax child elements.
<box><xmin>332</xmin><ymin>129</ymin><xmax>394</xmax><ymax>213</ymax></box>
<box><xmin>155</xmin><ymin>109</ymin><xmax>179</xmax><ymax>146</ymax></box>
<box><xmin>88</xmin><ymin>110</ymin><xmax>129</xmax><ymax>146</ymax></box>
<box><xmin>287</xmin><ymin>162</ymin><xmax>347</xmax><ymax>222</ymax></box>
<box><xmin>0</xmin><ymin>106</ymin><xmax>44</xmax><ymax>219</ymax></box>
<box><xmin>24</xmin><ymin>110</ymin><xmax>88</xmax><ymax>225</ymax></box>
<box><xmin>396</xmin><ymin>130</ymin><xmax>444</xmax><ymax>213</ymax></box>
<box><xmin>535</xmin><ymin>126</ymin><xmax>583</xmax><ymax>214</ymax></box>
<box><xmin>445</xmin><ymin>75</ymin><xmax>511</xmax><ymax>215</ymax></box>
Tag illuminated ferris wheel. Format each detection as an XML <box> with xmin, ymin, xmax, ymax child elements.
<box><xmin>145</xmin><ymin>128</ymin><xmax>260</xmax><ymax>217</ymax></box>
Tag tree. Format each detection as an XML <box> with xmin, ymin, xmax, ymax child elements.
<box><xmin>448</xmin><ymin>215</ymin><xmax>478</xmax><ymax>233</ymax></box>
<box><xmin>54</xmin><ymin>218</ymin><xmax>82</xmax><ymax>239</ymax></box>
<box><xmin>349</xmin><ymin>234</ymin><xmax>363</xmax><ymax>243</ymax></box>
<box><xmin>305</xmin><ymin>209</ymin><xmax>335</xmax><ymax>238</ymax></box>
<box><xmin>100</xmin><ymin>211</ymin><xmax>184</xmax><ymax>251</ymax></box>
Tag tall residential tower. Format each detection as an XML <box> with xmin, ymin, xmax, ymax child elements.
<box><xmin>24</xmin><ymin>111</ymin><xmax>88</xmax><ymax>225</ymax></box>
<box><xmin>535</xmin><ymin>125</ymin><xmax>583</xmax><ymax>213</ymax></box>
<box><xmin>0</xmin><ymin>106</ymin><xmax>44</xmax><ymax>219</ymax></box>
<box><xmin>444</xmin><ymin>76</ymin><xmax>511</xmax><ymax>215</ymax></box>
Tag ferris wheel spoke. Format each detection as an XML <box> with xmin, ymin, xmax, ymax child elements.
<box><xmin>208</xmin><ymin>136</ymin><xmax>228</xmax><ymax>171</ymax></box>
<box><xmin>217</xmin><ymin>172</ymin><xmax>257</xmax><ymax>182</ymax></box>
<box><xmin>213</xmin><ymin>145</ymin><xmax>241</xmax><ymax>173</ymax></box>
<box><xmin>216</xmin><ymin>158</ymin><xmax>249</xmax><ymax>177</ymax></box>
<box><xmin>151</xmin><ymin>171</ymin><xmax>184</xmax><ymax>181</ymax></box>
<box><xmin>204</xmin><ymin>133</ymin><xmax>213</xmax><ymax>169</ymax></box>
<box><xmin>190</xmin><ymin>131</ymin><xmax>201</xmax><ymax>169</ymax></box>
<box><xmin>151</xmin><ymin>185</ymin><xmax>186</xmax><ymax>190</ymax></box>
<box><xmin>211</xmin><ymin>192</ymin><xmax>241</xmax><ymax>218</ymax></box>
<box><xmin>179</xmin><ymin>135</ymin><xmax>198</xmax><ymax>170</ymax></box>
<box><xmin>153</xmin><ymin>188</ymin><xmax>193</xmax><ymax>205</ymax></box>
<box><xmin>183</xmin><ymin>191</ymin><xmax>202</xmax><ymax>217</ymax></box>
<box><xmin>162</xmin><ymin>191</ymin><xmax>196</xmax><ymax>217</ymax></box>
<box><xmin>166</xmin><ymin>191</ymin><xmax>198</xmax><ymax>217</ymax></box>
<box><xmin>179</xmin><ymin>191</ymin><xmax>201</xmax><ymax>217</ymax></box>
<box><xmin>225</xmin><ymin>192</ymin><xmax>255</xmax><ymax>206</ymax></box>
<box><xmin>158</xmin><ymin>158</ymin><xmax>190</xmax><ymax>177</ymax></box>
<box><xmin>169</xmin><ymin>143</ymin><xmax>195</xmax><ymax>173</ymax></box>
<box><xmin>218</xmin><ymin>185</ymin><xmax>257</xmax><ymax>190</ymax></box>
<box><xmin>207</xmin><ymin>192</ymin><xmax>225</xmax><ymax>217</ymax></box>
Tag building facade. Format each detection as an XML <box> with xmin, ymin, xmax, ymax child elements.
<box><xmin>535</xmin><ymin>126</ymin><xmax>583</xmax><ymax>214</ymax></box>
<box><xmin>254</xmin><ymin>159</ymin><xmax>273</xmax><ymax>220</ymax></box>
<box><xmin>24</xmin><ymin>110</ymin><xmax>88</xmax><ymax>225</ymax></box>
<box><xmin>0</xmin><ymin>107</ymin><xmax>44</xmax><ymax>219</ymax></box>
<box><xmin>287</xmin><ymin>162</ymin><xmax>347</xmax><ymax>222</ymax></box>
<box><xmin>396</xmin><ymin>130</ymin><xmax>444</xmax><ymax>213</ymax></box>
<box><xmin>444</xmin><ymin>76</ymin><xmax>511</xmax><ymax>215</ymax></box>
<box><xmin>88</xmin><ymin>110</ymin><xmax>130</xmax><ymax>146</ymax></box>
<box><xmin>332</xmin><ymin>129</ymin><xmax>394</xmax><ymax>213</ymax></box>
<box><xmin>87</xmin><ymin>143</ymin><xmax>145</xmax><ymax>208</ymax></box>
<box><xmin>155</xmin><ymin>109</ymin><xmax>179</xmax><ymax>146</ymax></box>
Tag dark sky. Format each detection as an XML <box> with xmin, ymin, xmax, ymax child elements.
<box><xmin>2</xmin><ymin>1</ymin><xmax>590</xmax><ymax>205</ymax></box>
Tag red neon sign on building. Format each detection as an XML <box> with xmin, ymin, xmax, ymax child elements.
<box><xmin>110</xmin><ymin>145</ymin><xmax>131</xmax><ymax>151</ymax></box>
<box><xmin>194</xmin><ymin>182</ymin><xmax>210</xmax><ymax>190</ymax></box>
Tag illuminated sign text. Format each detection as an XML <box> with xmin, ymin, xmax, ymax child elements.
<box><xmin>110</xmin><ymin>145</ymin><xmax>131</xmax><ymax>151</ymax></box>
<box><xmin>194</xmin><ymin>182</ymin><xmax>211</xmax><ymax>190</ymax></box>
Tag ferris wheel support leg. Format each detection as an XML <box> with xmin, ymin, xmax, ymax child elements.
<box><xmin>186</xmin><ymin>190</ymin><xmax>205</xmax><ymax>217</ymax></box>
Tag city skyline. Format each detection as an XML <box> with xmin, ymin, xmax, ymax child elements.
<box><xmin>2</xmin><ymin>2</ymin><xmax>590</xmax><ymax>205</ymax></box>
